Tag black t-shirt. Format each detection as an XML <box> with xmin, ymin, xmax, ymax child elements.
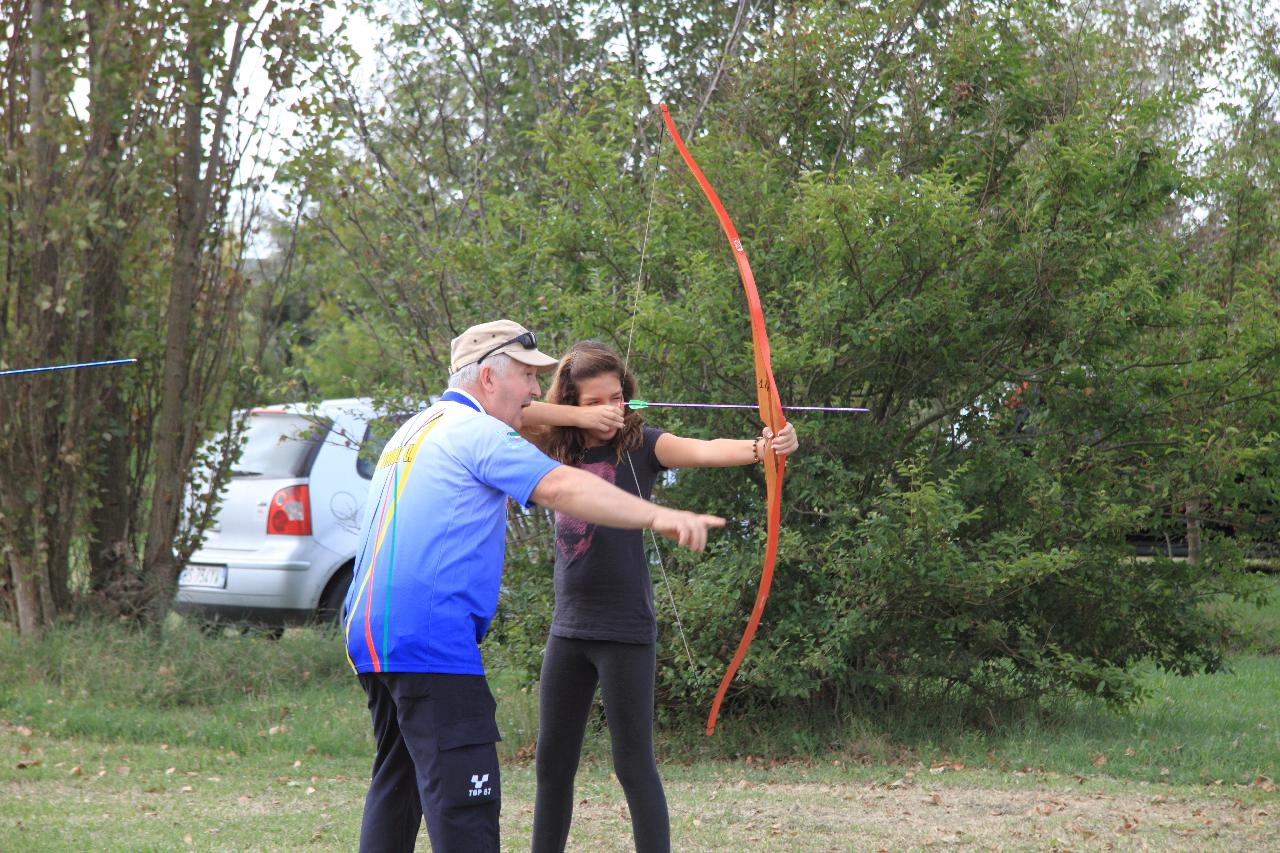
<box><xmin>551</xmin><ymin>426</ymin><xmax>668</xmax><ymax>644</ymax></box>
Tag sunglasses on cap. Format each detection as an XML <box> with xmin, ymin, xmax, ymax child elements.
<box><xmin>476</xmin><ymin>330</ymin><xmax>538</xmax><ymax>365</ymax></box>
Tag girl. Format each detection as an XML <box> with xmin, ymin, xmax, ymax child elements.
<box><xmin>522</xmin><ymin>340</ymin><xmax>798</xmax><ymax>853</ymax></box>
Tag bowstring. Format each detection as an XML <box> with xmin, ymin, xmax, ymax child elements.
<box><xmin>626</xmin><ymin>450</ymin><xmax>695</xmax><ymax>670</ymax></box>
<box><xmin>623</xmin><ymin>120</ymin><xmax>661</xmax><ymax>370</ymax></box>
<box><xmin>623</xmin><ymin>113</ymin><xmax>696</xmax><ymax>671</ymax></box>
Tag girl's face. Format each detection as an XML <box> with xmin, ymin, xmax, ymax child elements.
<box><xmin>576</xmin><ymin>371</ymin><xmax>625</xmax><ymax>446</ymax></box>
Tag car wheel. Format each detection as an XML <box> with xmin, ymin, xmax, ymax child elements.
<box><xmin>197</xmin><ymin>618</ymin><xmax>229</xmax><ymax>637</ymax></box>
<box><xmin>317</xmin><ymin>564</ymin><xmax>353</xmax><ymax>625</ymax></box>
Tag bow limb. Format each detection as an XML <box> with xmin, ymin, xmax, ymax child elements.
<box><xmin>658</xmin><ymin>103</ymin><xmax>787</xmax><ymax>735</ymax></box>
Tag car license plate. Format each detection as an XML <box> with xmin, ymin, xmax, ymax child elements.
<box><xmin>178</xmin><ymin>564</ymin><xmax>227</xmax><ymax>589</ymax></box>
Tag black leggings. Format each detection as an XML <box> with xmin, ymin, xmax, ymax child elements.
<box><xmin>531</xmin><ymin>635</ymin><xmax>669</xmax><ymax>853</ymax></box>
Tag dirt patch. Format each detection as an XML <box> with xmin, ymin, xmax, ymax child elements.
<box><xmin>565</xmin><ymin>777</ymin><xmax>1279</xmax><ymax>852</ymax></box>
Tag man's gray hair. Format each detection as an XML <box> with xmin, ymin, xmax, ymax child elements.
<box><xmin>448</xmin><ymin>352</ymin><xmax>514</xmax><ymax>389</ymax></box>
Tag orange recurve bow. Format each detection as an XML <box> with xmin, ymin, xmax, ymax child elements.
<box><xmin>658</xmin><ymin>103</ymin><xmax>787</xmax><ymax>736</ymax></box>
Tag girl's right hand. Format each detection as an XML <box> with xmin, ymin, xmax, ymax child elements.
<box><xmin>575</xmin><ymin>404</ymin><xmax>625</xmax><ymax>433</ymax></box>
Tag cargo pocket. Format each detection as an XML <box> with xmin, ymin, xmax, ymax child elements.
<box><xmin>436</xmin><ymin>714</ymin><xmax>501</xmax><ymax>808</ymax></box>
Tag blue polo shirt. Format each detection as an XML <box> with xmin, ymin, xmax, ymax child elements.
<box><xmin>343</xmin><ymin>390</ymin><xmax>560</xmax><ymax>675</ymax></box>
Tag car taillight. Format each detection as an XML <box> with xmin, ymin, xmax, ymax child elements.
<box><xmin>267</xmin><ymin>484</ymin><xmax>312</xmax><ymax>535</ymax></box>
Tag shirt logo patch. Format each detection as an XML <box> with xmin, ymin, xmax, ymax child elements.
<box><xmin>503</xmin><ymin>429</ymin><xmax>526</xmax><ymax>448</ymax></box>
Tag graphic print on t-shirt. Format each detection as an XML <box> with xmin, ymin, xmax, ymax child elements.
<box><xmin>555</xmin><ymin>460</ymin><xmax>616</xmax><ymax>564</ymax></box>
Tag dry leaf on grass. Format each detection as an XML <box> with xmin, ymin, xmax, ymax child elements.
<box><xmin>929</xmin><ymin>760</ymin><xmax>965</xmax><ymax>773</ymax></box>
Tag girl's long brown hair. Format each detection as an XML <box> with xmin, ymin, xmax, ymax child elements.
<box><xmin>542</xmin><ymin>340</ymin><xmax>645</xmax><ymax>465</ymax></box>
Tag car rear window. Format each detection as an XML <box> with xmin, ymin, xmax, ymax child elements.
<box><xmin>232</xmin><ymin>413</ymin><xmax>330</xmax><ymax>478</ymax></box>
<box><xmin>357</xmin><ymin>415</ymin><xmax>411</xmax><ymax>479</ymax></box>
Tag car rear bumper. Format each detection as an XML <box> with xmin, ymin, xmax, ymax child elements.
<box><xmin>175</xmin><ymin>539</ymin><xmax>345</xmax><ymax>624</ymax></box>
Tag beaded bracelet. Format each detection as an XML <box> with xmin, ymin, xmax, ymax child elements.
<box><xmin>751</xmin><ymin>437</ymin><xmax>761</xmax><ymax>463</ymax></box>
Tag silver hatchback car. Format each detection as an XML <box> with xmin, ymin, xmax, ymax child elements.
<box><xmin>175</xmin><ymin>398</ymin><xmax>400</xmax><ymax>629</ymax></box>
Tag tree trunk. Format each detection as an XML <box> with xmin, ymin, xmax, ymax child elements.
<box><xmin>140</xmin><ymin>2</ymin><xmax>260</xmax><ymax>623</ymax></box>
<box><xmin>7</xmin><ymin>551</ymin><xmax>43</xmax><ymax>636</ymax></box>
<box><xmin>141</xmin><ymin>18</ymin><xmax>207</xmax><ymax>620</ymax></box>
<box><xmin>88</xmin><ymin>391</ymin><xmax>137</xmax><ymax>592</ymax></box>
<box><xmin>1185</xmin><ymin>499</ymin><xmax>1202</xmax><ymax>566</ymax></box>
<box><xmin>8</xmin><ymin>0</ymin><xmax>65</xmax><ymax>635</ymax></box>
<box><xmin>83</xmin><ymin>0</ymin><xmax>137</xmax><ymax>593</ymax></box>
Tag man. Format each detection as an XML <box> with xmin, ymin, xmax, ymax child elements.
<box><xmin>343</xmin><ymin>319</ymin><xmax>724</xmax><ymax>852</ymax></box>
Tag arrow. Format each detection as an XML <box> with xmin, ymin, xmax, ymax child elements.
<box><xmin>627</xmin><ymin>399</ymin><xmax>868</xmax><ymax>413</ymax></box>
<box><xmin>0</xmin><ymin>357</ymin><xmax>138</xmax><ymax>378</ymax></box>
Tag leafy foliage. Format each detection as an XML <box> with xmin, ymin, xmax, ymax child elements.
<box><xmin>274</xmin><ymin>0</ymin><xmax>1279</xmax><ymax>724</ymax></box>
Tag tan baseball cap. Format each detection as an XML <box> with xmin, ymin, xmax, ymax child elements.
<box><xmin>449</xmin><ymin>319</ymin><xmax>559</xmax><ymax>373</ymax></box>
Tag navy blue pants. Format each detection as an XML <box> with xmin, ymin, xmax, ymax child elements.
<box><xmin>357</xmin><ymin>672</ymin><xmax>501</xmax><ymax>853</ymax></box>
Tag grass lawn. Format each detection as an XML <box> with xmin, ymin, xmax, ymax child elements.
<box><xmin>2</xmin><ymin>587</ymin><xmax>1277</xmax><ymax>851</ymax></box>
<box><xmin>3</xmin><ymin>714</ymin><xmax>1275</xmax><ymax>851</ymax></box>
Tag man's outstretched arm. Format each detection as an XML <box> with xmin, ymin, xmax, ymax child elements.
<box><xmin>530</xmin><ymin>465</ymin><xmax>725</xmax><ymax>552</ymax></box>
